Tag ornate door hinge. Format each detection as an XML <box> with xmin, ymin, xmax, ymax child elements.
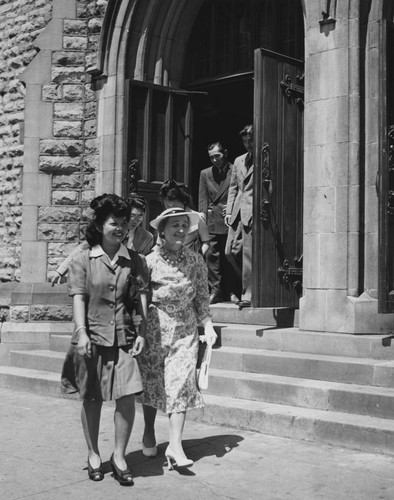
<box><xmin>260</xmin><ymin>143</ymin><xmax>272</xmax><ymax>223</ymax></box>
<box><xmin>280</xmin><ymin>74</ymin><xmax>304</xmax><ymax>110</ymax></box>
<box><xmin>277</xmin><ymin>255</ymin><xmax>303</xmax><ymax>295</ymax></box>
<box><xmin>388</xmin><ymin>125</ymin><xmax>394</xmax><ymax>215</ymax></box>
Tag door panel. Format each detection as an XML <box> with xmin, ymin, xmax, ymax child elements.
<box><xmin>126</xmin><ymin>80</ymin><xmax>196</xmax><ymax>222</ymax></box>
<box><xmin>253</xmin><ymin>48</ymin><xmax>304</xmax><ymax>307</ymax></box>
<box><xmin>379</xmin><ymin>20</ymin><xmax>394</xmax><ymax>313</ymax></box>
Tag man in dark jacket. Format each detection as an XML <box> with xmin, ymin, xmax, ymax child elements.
<box><xmin>199</xmin><ymin>142</ymin><xmax>241</xmax><ymax>304</ymax></box>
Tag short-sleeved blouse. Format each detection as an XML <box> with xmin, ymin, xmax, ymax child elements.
<box><xmin>67</xmin><ymin>244</ymin><xmax>148</xmax><ymax>347</ymax></box>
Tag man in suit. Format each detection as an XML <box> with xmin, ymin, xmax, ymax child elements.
<box><xmin>225</xmin><ymin>125</ymin><xmax>254</xmax><ymax>309</ymax></box>
<box><xmin>199</xmin><ymin>142</ymin><xmax>241</xmax><ymax>304</ymax></box>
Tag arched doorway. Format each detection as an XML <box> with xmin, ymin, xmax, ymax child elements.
<box><xmin>184</xmin><ymin>0</ymin><xmax>304</xmax><ymax>307</ymax></box>
<box><xmin>182</xmin><ymin>0</ymin><xmax>304</xmax><ymax>196</ymax></box>
<box><xmin>124</xmin><ymin>0</ymin><xmax>304</xmax><ymax>307</ymax></box>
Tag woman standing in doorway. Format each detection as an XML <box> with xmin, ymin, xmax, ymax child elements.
<box><xmin>159</xmin><ymin>179</ymin><xmax>211</xmax><ymax>256</ymax></box>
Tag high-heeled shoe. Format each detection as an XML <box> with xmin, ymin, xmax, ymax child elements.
<box><xmin>110</xmin><ymin>453</ymin><xmax>134</xmax><ymax>486</ymax></box>
<box><xmin>142</xmin><ymin>441</ymin><xmax>158</xmax><ymax>458</ymax></box>
<box><xmin>87</xmin><ymin>457</ymin><xmax>104</xmax><ymax>481</ymax></box>
<box><xmin>165</xmin><ymin>446</ymin><xmax>193</xmax><ymax>470</ymax></box>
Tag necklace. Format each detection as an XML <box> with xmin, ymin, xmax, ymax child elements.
<box><xmin>160</xmin><ymin>247</ymin><xmax>184</xmax><ymax>266</ymax></box>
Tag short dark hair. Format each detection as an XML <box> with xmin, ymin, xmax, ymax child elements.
<box><xmin>160</xmin><ymin>179</ymin><xmax>190</xmax><ymax>206</ymax></box>
<box><xmin>207</xmin><ymin>141</ymin><xmax>227</xmax><ymax>154</ymax></box>
<box><xmin>239</xmin><ymin>124</ymin><xmax>253</xmax><ymax>137</ymax></box>
<box><xmin>127</xmin><ymin>193</ymin><xmax>147</xmax><ymax>212</ymax></box>
<box><xmin>85</xmin><ymin>193</ymin><xmax>130</xmax><ymax>246</ymax></box>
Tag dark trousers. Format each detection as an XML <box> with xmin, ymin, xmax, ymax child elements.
<box><xmin>225</xmin><ymin>217</ymin><xmax>251</xmax><ymax>301</ymax></box>
<box><xmin>206</xmin><ymin>233</ymin><xmax>241</xmax><ymax>299</ymax></box>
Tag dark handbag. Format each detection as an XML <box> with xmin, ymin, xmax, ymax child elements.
<box><xmin>122</xmin><ymin>249</ymin><xmax>143</xmax><ymax>346</ymax></box>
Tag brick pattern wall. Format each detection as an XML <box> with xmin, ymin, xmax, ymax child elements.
<box><xmin>0</xmin><ymin>0</ymin><xmax>109</xmax><ymax>284</ymax></box>
<box><xmin>40</xmin><ymin>0</ymin><xmax>108</xmax><ymax>278</ymax></box>
<box><xmin>0</xmin><ymin>0</ymin><xmax>52</xmax><ymax>282</ymax></box>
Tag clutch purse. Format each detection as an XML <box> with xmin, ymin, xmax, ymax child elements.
<box><xmin>197</xmin><ymin>343</ymin><xmax>212</xmax><ymax>390</ymax></box>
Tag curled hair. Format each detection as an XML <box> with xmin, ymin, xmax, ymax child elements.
<box><xmin>85</xmin><ymin>193</ymin><xmax>130</xmax><ymax>246</ymax></box>
<box><xmin>159</xmin><ymin>179</ymin><xmax>190</xmax><ymax>206</ymax></box>
<box><xmin>127</xmin><ymin>193</ymin><xmax>147</xmax><ymax>212</ymax></box>
<box><xmin>239</xmin><ymin>124</ymin><xmax>253</xmax><ymax>137</ymax></box>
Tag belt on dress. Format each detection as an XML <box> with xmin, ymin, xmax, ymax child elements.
<box><xmin>151</xmin><ymin>301</ymin><xmax>189</xmax><ymax>314</ymax></box>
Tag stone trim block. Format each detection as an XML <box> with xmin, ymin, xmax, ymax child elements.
<box><xmin>52</xmin><ymin>190</ymin><xmax>79</xmax><ymax>205</ymax></box>
<box><xmin>40</xmin><ymin>139</ymin><xmax>83</xmax><ymax>156</ymax></box>
<box><xmin>30</xmin><ymin>304</ymin><xmax>73</xmax><ymax>321</ymax></box>
<box><xmin>39</xmin><ymin>155</ymin><xmax>81</xmax><ymax>174</ymax></box>
<box><xmin>38</xmin><ymin>206</ymin><xmax>81</xmax><ymax>223</ymax></box>
<box><xmin>51</xmin><ymin>66</ymin><xmax>85</xmax><ymax>83</ymax></box>
<box><xmin>53</xmin><ymin>120</ymin><xmax>83</xmax><ymax>138</ymax></box>
<box><xmin>38</xmin><ymin>223</ymin><xmax>67</xmax><ymax>241</ymax></box>
<box><xmin>63</xmin><ymin>84</ymin><xmax>84</xmax><ymax>102</ymax></box>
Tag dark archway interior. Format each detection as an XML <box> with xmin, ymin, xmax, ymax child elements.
<box><xmin>188</xmin><ymin>76</ymin><xmax>254</xmax><ymax>205</ymax></box>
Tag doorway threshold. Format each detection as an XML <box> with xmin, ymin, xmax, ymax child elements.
<box><xmin>209</xmin><ymin>303</ymin><xmax>298</xmax><ymax>328</ymax></box>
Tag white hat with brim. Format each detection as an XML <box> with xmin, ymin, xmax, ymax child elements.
<box><xmin>150</xmin><ymin>207</ymin><xmax>199</xmax><ymax>233</ymax></box>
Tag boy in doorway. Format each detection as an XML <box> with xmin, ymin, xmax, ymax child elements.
<box><xmin>225</xmin><ymin>125</ymin><xmax>254</xmax><ymax>309</ymax></box>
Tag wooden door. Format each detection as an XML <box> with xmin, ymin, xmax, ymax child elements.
<box><xmin>252</xmin><ymin>48</ymin><xmax>304</xmax><ymax>308</ymax></box>
<box><xmin>125</xmin><ymin>80</ymin><xmax>202</xmax><ymax>222</ymax></box>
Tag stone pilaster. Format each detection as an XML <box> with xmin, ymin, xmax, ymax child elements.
<box><xmin>300</xmin><ymin>2</ymin><xmax>394</xmax><ymax>333</ymax></box>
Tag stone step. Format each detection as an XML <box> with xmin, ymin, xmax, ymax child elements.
<box><xmin>191</xmin><ymin>394</ymin><xmax>394</xmax><ymax>456</ymax></box>
<box><xmin>8</xmin><ymin>349</ymin><xmax>394</xmax><ymax>420</ymax></box>
<box><xmin>22</xmin><ymin>341</ymin><xmax>394</xmax><ymax>390</ymax></box>
<box><xmin>2</xmin><ymin>364</ymin><xmax>394</xmax><ymax>456</ymax></box>
<box><xmin>1</xmin><ymin>363</ymin><xmax>394</xmax><ymax>456</ymax></box>
<box><xmin>0</xmin><ymin>322</ymin><xmax>74</xmax><ymax>345</ymax></box>
<box><xmin>0</xmin><ymin>365</ymin><xmax>75</xmax><ymax>399</ymax></box>
<box><xmin>210</xmin><ymin>304</ymin><xmax>299</xmax><ymax>327</ymax></box>
<box><xmin>219</xmin><ymin>325</ymin><xmax>394</xmax><ymax>359</ymax></box>
<box><xmin>206</xmin><ymin>368</ymin><xmax>394</xmax><ymax>420</ymax></box>
<box><xmin>50</xmin><ymin>327</ymin><xmax>394</xmax><ymax>362</ymax></box>
<box><xmin>50</xmin><ymin>334</ymin><xmax>72</xmax><ymax>352</ymax></box>
<box><xmin>15</xmin><ymin>340</ymin><xmax>394</xmax><ymax>389</ymax></box>
<box><xmin>10</xmin><ymin>350</ymin><xmax>65</xmax><ymax>373</ymax></box>
<box><xmin>212</xmin><ymin>346</ymin><xmax>394</xmax><ymax>387</ymax></box>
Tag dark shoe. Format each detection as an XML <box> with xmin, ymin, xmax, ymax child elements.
<box><xmin>238</xmin><ymin>300</ymin><xmax>251</xmax><ymax>309</ymax></box>
<box><xmin>110</xmin><ymin>453</ymin><xmax>134</xmax><ymax>486</ymax></box>
<box><xmin>87</xmin><ymin>457</ymin><xmax>104</xmax><ymax>481</ymax></box>
<box><xmin>209</xmin><ymin>294</ymin><xmax>223</xmax><ymax>304</ymax></box>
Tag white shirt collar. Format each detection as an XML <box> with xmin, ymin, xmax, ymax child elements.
<box><xmin>90</xmin><ymin>244</ymin><xmax>130</xmax><ymax>265</ymax></box>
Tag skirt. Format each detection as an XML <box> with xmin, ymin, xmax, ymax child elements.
<box><xmin>61</xmin><ymin>343</ymin><xmax>143</xmax><ymax>402</ymax></box>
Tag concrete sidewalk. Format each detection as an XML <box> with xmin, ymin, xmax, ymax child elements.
<box><xmin>1</xmin><ymin>388</ymin><xmax>394</xmax><ymax>500</ymax></box>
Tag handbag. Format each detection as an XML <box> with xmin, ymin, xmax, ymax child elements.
<box><xmin>197</xmin><ymin>342</ymin><xmax>212</xmax><ymax>390</ymax></box>
<box><xmin>122</xmin><ymin>249</ymin><xmax>142</xmax><ymax>346</ymax></box>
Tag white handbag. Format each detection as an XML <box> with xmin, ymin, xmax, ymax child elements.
<box><xmin>197</xmin><ymin>343</ymin><xmax>212</xmax><ymax>390</ymax></box>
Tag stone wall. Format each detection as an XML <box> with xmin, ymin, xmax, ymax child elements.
<box><xmin>35</xmin><ymin>0</ymin><xmax>107</xmax><ymax>279</ymax></box>
<box><xmin>0</xmin><ymin>0</ymin><xmax>52</xmax><ymax>282</ymax></box>
<box><xmin>0</xmin><ymin>0</ymin><xmax>109</xmax><ymax>286</ymax></box>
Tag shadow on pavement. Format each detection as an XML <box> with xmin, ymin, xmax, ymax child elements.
<box><xmin>123</xmin><ymin>434</ymin><xmax>243</xmax><ymax>478</ymax></box>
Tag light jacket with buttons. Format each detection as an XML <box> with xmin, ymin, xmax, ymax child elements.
<box><xmin>67</xmin><ymin>244</ymin><xmax>148</xmax><ymax>347</ymax></box>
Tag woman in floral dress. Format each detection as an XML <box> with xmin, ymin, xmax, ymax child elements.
<box><xmin>138</xmin><ymin>207</ymin><xmax>217</xmax><ymax>469</ymax></box>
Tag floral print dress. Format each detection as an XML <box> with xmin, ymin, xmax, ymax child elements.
<box><xmin>138</xmin><ymin>245</ymin><xmax>211</xmax><ymax>413</ymax></box>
